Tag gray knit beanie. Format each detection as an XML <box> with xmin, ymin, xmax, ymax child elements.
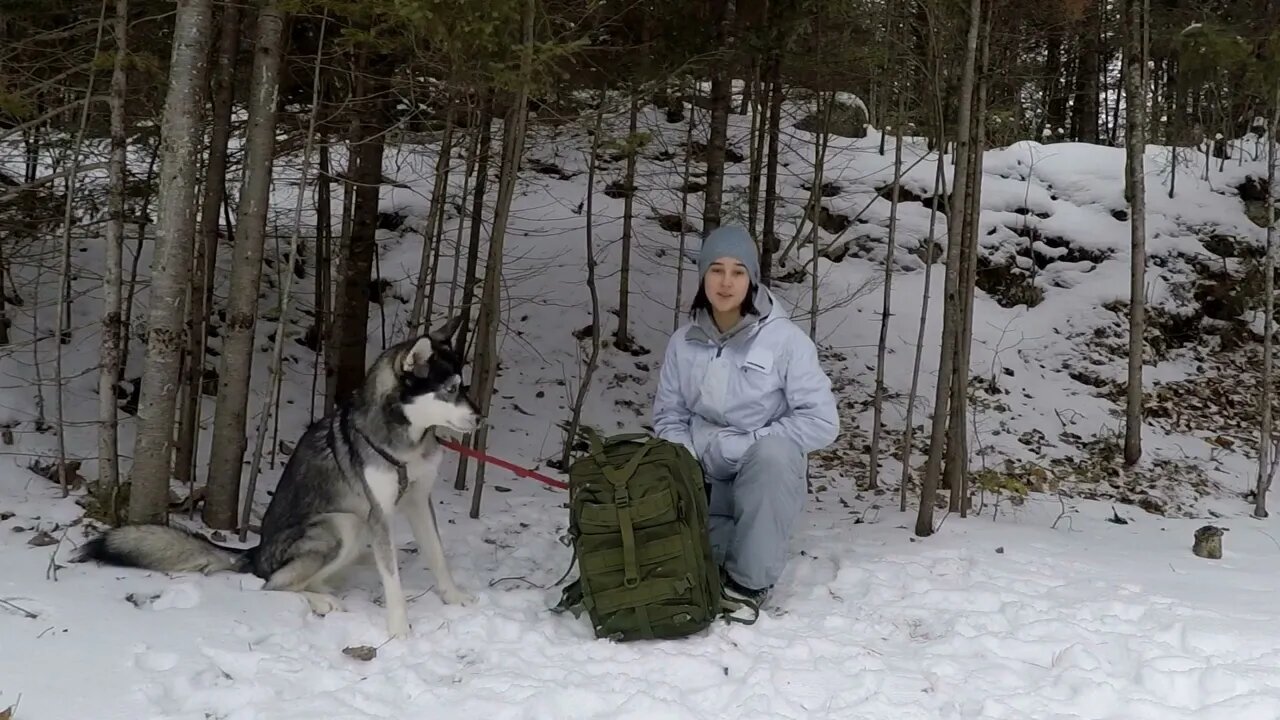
<box><xmin>698</xmin><ymin>225</ymin><xmax>760</xmax><ymax>285</ymax></box>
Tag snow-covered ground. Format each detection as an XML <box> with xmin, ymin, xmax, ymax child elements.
<box><xmin>3</xmin><ymin>92</ymin><xmax>1280</xmax><ymax>718</ymax></box>
<box><xmin>7</xmin><ymin>476</ymin><xmax>1280</xmax><ymax>719</ymax></box>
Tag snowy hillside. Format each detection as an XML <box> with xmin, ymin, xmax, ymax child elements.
<box><xmin>3</xmin><ymin>93</ymin><xmax>1280</xmax><ymax>718</ymax></box>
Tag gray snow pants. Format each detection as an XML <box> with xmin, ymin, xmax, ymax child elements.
<box><xmin>706</xmin><ymin>433</ymin><xmax>807</xmax><ymax>591</ymax></box>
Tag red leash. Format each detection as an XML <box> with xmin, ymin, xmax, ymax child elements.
<box><xmin>439</xmin><ymin>438</ymin><xmax>569</xmax><ymax>490</ymax></box>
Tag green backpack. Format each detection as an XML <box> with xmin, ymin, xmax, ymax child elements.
<box><xmin>552</xmin><ymin>428</ymin><xmax>758</xmax><ymax>641</ymax></box>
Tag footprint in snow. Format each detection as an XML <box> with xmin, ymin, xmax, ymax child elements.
<box><xmin>133</xmin><ymin>646</ymin><xmax>180</xmax><ymax>672</ymax></box>
<box><xmin>126</xmin><ymin>582</ymin><xmax>201</xmax><ymax>611</ymax></box>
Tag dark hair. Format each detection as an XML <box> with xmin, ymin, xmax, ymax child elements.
<box><xmin>690</xmin><ymin>282</ymin><xmax>759</xmax><ymax>318</ymax></box>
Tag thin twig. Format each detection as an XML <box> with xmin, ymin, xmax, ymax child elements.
<box><xmin>44</xmin><ymin>525</ymin><xmax>71</xmax><ymax>581</ymax></box>
<box><xmin>0</xmin><ymin>597</ymin><xmax>39</xmax><ymax>619</ymax></box>
<box><xmin>1254</xmin><ymin>529</ymin><xmax>1280</xmax><ymax>551</ymax></box>
<box><xmin>488</xmin><ymin>575</ymin><xmax>546</xmax><ymax>589</ymax></box>
<box><xmin>1050</xmin><ymin>490</ymin><xmax>1075</xmax><ymax>531</ymax></box>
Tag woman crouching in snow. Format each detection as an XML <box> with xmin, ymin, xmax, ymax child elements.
<box><xmin>651</xmin><ymin>224</ymin><xmax>840</xmax><ymax>610</ymax></box>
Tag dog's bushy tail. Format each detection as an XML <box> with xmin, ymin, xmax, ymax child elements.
<box><xmin>74</xmin><ymin>525</ymin><xmax>254</xmax><ymax>575</ymax></box>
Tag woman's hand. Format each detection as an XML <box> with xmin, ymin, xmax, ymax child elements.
<box><xmin>704</xmin><ymin>428</ymin><xmax>757</xmax><ymax>479</ymax></box>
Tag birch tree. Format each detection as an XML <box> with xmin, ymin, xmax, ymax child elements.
<box><xmin>175</xmin><ymin>0</ymin><xmax>241</xmax><ymax>499</ymax></box>
<box><xmin>97</xmin><ymin>0</ymin><xmax>129</xmax><ymax>510</ymax></box>
<box><xmin>204</xmin><ymin>0</ymin><xmax>287</xmax><ymax>530</ymax></box>
<box><xmin>127</xmin><ymin>0</ymin><xmax>213</xmax><ymax>525</ymax></box>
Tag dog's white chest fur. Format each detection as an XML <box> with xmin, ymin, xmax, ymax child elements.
<box><xmin>364</xmin><ymin>465</ymin><xmax>404</xmax><ymax>515</ymax></box>
<box><xmin>365</xmin><ymin>451</ymin><xmax>444</xmax><ymax>516</ymax></box>
<box><xmin>403</xmin><ymin>451</ymin><xmax>444</xmax><ymax>483</ymax></box>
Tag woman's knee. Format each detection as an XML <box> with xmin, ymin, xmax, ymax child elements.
<box><xmin>735</xmin><ymin>434</ymin><xmax>806</xmax><ymax>499</ymax></box>
<box><xmin>741</xmin><ymin>433</ymin><xmax>805</xmax><ymax>472</ymax></box>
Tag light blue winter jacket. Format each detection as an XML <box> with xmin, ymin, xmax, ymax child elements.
<box><xmin>651</xmin><ymin>285</ymin><xmax>840</xmax><ymax>480</ymax></box>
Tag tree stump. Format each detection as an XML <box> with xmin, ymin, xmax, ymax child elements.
<box><xmin>1192</xmin><ymin>525</ymin><xmax>1225</xmax><ymax>559</ymax></box>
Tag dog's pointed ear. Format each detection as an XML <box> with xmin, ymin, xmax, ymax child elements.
<box><xmin>401</xmin><ymin>336</ymin><xmax>433</xmax><ymax>375</ymax></box>
<box><xmin>429</xmin><ymin>314</ymin><xmax>464</xmax><ymax>345</ymax></box>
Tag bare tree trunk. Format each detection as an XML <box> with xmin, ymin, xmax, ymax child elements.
<box><xmin>119</xmin><ymin>146</ymin><xmax>160</xmax><ymax>375</ymax></box>
<box><xmin>0</xmin><ymin>237</ymin><xmax>9</xmax><ymax>346</ymax></box>
<box><xmin>332</xmin><ymin>57</ymin><xmax>389</xmax><ymax>402</ymax></box>
<box><xmin>1255</xmin><ymin>86</ymin><xmax>1278</xmax><ymax>519</ymax></box>
<box><xmin>703</xmin><ymin>75</ymin><xmax>730</xmax><ymax>234</ymax></box>
<box><xmin>944</xmin><ymin>5</ymin><xmax>991</xmax><ymax>517</ymax></box>
<box><xmin>942</xmin><ymin>119</ymin><xmax>979</xmax><ymax>515</ymax></box>
<box><xmin>876</xmin><ymin>0</ymin><xmax>896</xmax><ymax>156</ymax></box>
<box><xmin>240</xmin><ymin>13</ymin><xmax>327</xmax><ymax>540</ymax></box>
<box><xmin>424</xmin><ymin>121</ymin><xmax>453</xmax><ymax>325</ymax></box>
<box><xmin>98</xmin><ymin>0</ymin><xmax>129</xmax><ymax>510</ymax></box>
<box><xmin>175</xmin><ymin>0</ymin><xmax>240</xmax><ymax>503</ymax></box>
<box><xmin>901</xmin><ymin>148</ymin><xmax>947</xmax><ymax>512</ymax></box>
<box><xmin>31</xmin><ymin>263</ymin><xmax>48</xmax><ymax>433</ymax></box>
<box><xmin>561</xmin><ymin>90</ymin><xmax>606</xmax><ymax>469</ymax></box>
<box><xmin>58</xmin><ymin>3</ymin><xmax>109</xmax><ymax>498</ymax></box>
<box><xmin>807</xmin><ymin>92</ymin><xmax>832</xmax><ymax>340</ymax></box>
<box><xmin>1122</xmin><ymin>0</ymin><xmax>1147</xmax><ymax>467</ymax></box>
<box><xmin>128</xmin><ymin>0</ymin><xmax>213</xmax><ymax>525</ymax></box>
<box><xmin>468</xmin><ymin>0</ymin><xmax>535</xmax><ymax>519</ymax></box>
<box><xmin>447</xmin><ymin>103</ymin><xmax>479</xmax><ymax>317</ymax></box>
<box><xmin>1073</xmin><ymin>0</ymin><xmax>1102</xmax><ymax>143</ymax></box>
<box><xmin>312</xmin><ymin>138</ymin><xmax>332</xmax><ymax>419</ymax></box>
<box><xmin>902</xmin><ymin>15</ymin><xmax>948</xmax><ymax>514</ymax></box>
<box><xmin>325</xmin><ymin>142</ymin><xmax>354</xmax><ymax>411</ymax></box>
<box><xmin>1042</xmin><ymin>28</ymin><xmax>1066</xmax><ymax>133</ymax></box>
<box><xmin>702</xmin><ymin>0</ymin><xmax>733</xmax><ymax>234</ymax></box>
<box><xmin>760</xmin><ymin>58</ymin><xmax>782</xmax><ymax>285</ymax></box>
<box><xmin>916</xmin><ymin>0</ymin><xmax>980</xmax><ymax>537</ymax></box>
<box><xmin>410</xmin><ymin>102</ymin><xmax>455</xmax><ymax>333</ymax></box>
<box><xmin>1109</xmin><ymin>46</ymin><xmax>1123</xmax><ymax>146</ymax></box>
<box><xmin>673</xmin><ymin>81</ymin><xmax>696</xmax><ymax>331</ymax></box>
<box><xmin>615</xmin><ymin>94</ymin><xmax>638</xmax><ymax>352</ymax></box>
<box><xmin>452</xmin><ymin>92</ymin><xmax>493</xmax><ymax>365</ymax></box>
<box><xmin>452</xmin><ymin>96</ymin><xmax>493</xmax><ymax>493</ymax></box>
<box><xmin>870</xmin><ymin>95</ymin><xmax>905</xmax><ymax>491</ymax></box>
<box><xmin>746</xmin><ymin>70</ymin><xmax>765</xmax><ymax>239</ymax></box>
<box><xmin>203</xmin><ymin>0</ymin><xmax>286</xmax><ymax>530</ymax></box>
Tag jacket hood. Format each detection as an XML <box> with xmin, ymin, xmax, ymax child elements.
<box><xmin>689</xmin><ymin>284</ymin><xmax>788</xmax><ymax>345</ymax></box>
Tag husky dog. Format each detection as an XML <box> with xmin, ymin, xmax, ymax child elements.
<box><xmin>75</xmin><ymin>316</ymin><xmax>481</xmax><ymax>639</ymax></box>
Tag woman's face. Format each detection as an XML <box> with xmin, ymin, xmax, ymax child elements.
<box><xmin>703</xmin><ymin>256</ymin><xmax>750</xmax><ymax>315</ymax></box>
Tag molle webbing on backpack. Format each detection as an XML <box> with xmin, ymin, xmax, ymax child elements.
<box><xmin>552</xmin><ymin>428</ymin><xmax>757</xmax><ymax>641</ymax></box>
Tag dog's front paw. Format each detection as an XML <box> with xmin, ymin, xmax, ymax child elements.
<box><xmin>305</xmin><ymin>592</ymin><xmax>344</xmax><ymax>616</ymax></box>
<box><xmin>440</xmin><ymin>587</ymin><xmax>476</xmax><ymax>606</ymax></box>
